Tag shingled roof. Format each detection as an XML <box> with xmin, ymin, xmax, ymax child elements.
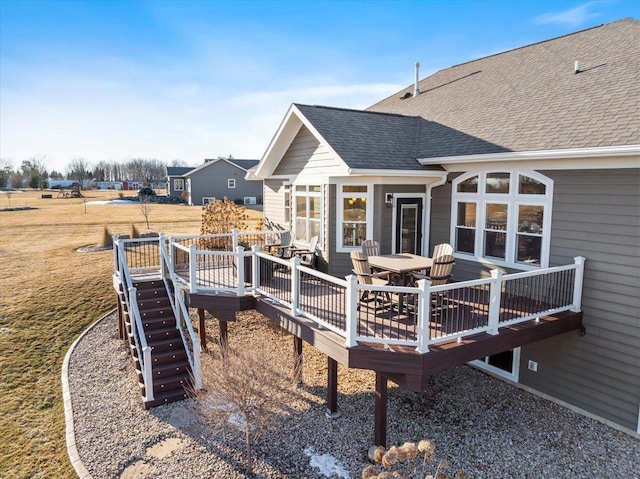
<box><xmin>294</xmin><ymin>104</ymin><xmax>440</xmax><ymax>170</ymax></box>
<box><xmin>368</xmin><ymin>18</ymin><xmax>639</xmax><ymax>158</ymax></box>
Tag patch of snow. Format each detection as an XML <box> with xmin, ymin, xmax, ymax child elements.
<box><xmin>85</xmin><ymin>200</ymin><xmax>133</xmax><ymax>205</ymax></box>
<box><xmin>304</xmin><ymin>446</ymin><xmax>350</xmax><ymax>478</ymax></box>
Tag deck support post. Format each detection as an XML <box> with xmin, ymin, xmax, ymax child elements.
<box><xmin>293</xmin><ymin>336</ymin><xmax>303</xmax><ymax>384</ymax></box>
<box><xmin>374</xmin><ymin>372</ymin><xmax>387</xmax><ymax>447</ymax></box>
<box><xmin>219</xmin><ymin>318</ymin><xmax>228</xmax><ymax>349</ymax></box>
<box><xmin>326</xmin><ymin>357</ymin><xmax>341</xmax><ymax>419</ymax></box>
<box><xmin>197</xmin><ymin>308</ymin><xmax>206</xmax><ymax>350</ymax></box>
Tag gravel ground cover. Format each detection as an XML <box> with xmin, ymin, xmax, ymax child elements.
<box><xmin>67</xmin><ymin>311</ymin><xmax>639</xmax><ymax>478</ymax></box>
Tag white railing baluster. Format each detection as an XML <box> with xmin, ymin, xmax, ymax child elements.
<box><xmin>189</xmin><ymin>244</ymin><xmax>197</xmax><ymax>294</ymax></box>
<box><xmin>344</xmin><ymin>275</ymin><xmax>358</xmax><ymax>347</ymax></box>
<box><xmin>487</xmin><ymin>269</ymin><xmax>502</xmax><ymax>335</ymax></box>
<box><xmin>415</xmin><ymin>279</ymin><xmax>432</xmax><ymax>353</ymax></box>
<box><xmin>572</xmin><ymin>256</ymin><xmax>586</xmax><ymax>312</ymax></box>
<box><xmin>291</xmin><ymin>256</ymin><xmax>301</xmax><ymax>316</ymax></box>
<box><xmin>232</xmin><ymin>229</ymin><xmax>239</xmax><ymax>250</ymax></box>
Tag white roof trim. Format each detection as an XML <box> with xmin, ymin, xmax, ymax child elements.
<box><xmin>184</xmin><ymin>158</ymin><xmax>255</xmax><ymax>178</ymax></box>
<box><xmin>418</xmin><ymin>145</ymin><xmax>640</xmax><ymax>165</ymax></box>
<box><xmin>346</xmin><ymin>168</ymin><xmax>447</xmax><ymax>178</ymax></box>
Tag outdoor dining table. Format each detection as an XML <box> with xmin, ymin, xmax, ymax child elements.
<box><xmin>367</xmin><ymin>253</ymin><xmax>433</xmax><ymax>314</ymax></box>
<box><xmin>367</xmin><ymin>253</ymin><xmax>433</xmax><ymax>284</ymax></box>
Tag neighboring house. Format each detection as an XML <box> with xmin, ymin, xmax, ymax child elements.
<box><xmin>248</xmin><ymin>18</ymin><xmax>640</xmax><ymax>434</ymax></box>
<box><xmin>167</xmin><ymin>166</ymin><xmax>194</xmax><ymax>199</ymax></box>
<box><xmin>168</xmin><ymin>158</ymin><xmax>262</xmax><ymax>206</ymax></box>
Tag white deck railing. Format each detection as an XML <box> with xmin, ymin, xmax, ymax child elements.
<box><xmin>115</xmin><ymin>232</ymin><xmax>586</xmax><ymax>354</ymax></box>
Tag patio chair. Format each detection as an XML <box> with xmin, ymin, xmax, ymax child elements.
<box><xmin>294</xmin><ymin>235</ymin><xmax>318</xmax><ymax>269</ymax></box>
<box><xmin>276</xmin><ymin>231</ymin><xmax>294</xmax><ymax>258</ymax></box>
<box><xmin>361</xmin><ymin>239</ymin><xmax>380</xmax><ymax>257</ymax></box>
<box><xmin>410</xmin><ymin>254</ymin><xmax>455</xmax><ymax>286</ymax></box>
<box><xmin>432</xmin><ymin>243</ymin><xmax>453</xmax><ymax>258</ymax></box>
<box><xmin>350</xmin><ymin>251</ymin><xmax>394</xmax><ymax>310</ymax></box>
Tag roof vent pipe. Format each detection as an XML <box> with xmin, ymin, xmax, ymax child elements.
<box><xmin>414</xmin><ymin>62</ymin><xmax>421</xmax><ymax>96</ymax></box>
<box><xmin>574</xmin><ymin>60</ymin><xmax>580</xmax><ymax>74</ymax></box>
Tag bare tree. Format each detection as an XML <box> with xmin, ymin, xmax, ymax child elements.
<box><xmin>66</xmin><ymin>157</ymin><xmax>91</xmax><ymax>185</ymax></box>
<box><xmin>191</xmin><ymin>341</ymin><xmax>299</xmax><ymax>474</ymax></box>
<box><xmin>0</xmin><ymin>158</ymin><xmax>12</xmax><ymax>188</ymax></box>
<box><xmin>139</xmin><ymin>195</ymin><xmax>153</xmax><ymax>229</ymax></box>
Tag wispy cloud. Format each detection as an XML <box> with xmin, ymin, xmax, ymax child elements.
<box><xmin>533</xmin><ymin>2</ymin><xmax>601</xmax><ymax>27</ymax></box>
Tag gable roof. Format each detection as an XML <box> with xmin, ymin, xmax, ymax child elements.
<box><xmin>368</xmin><ymin>18</ymin><xmax>639</xmax><ymax>159</ymax></box>
<box><xmin>294</xmin><ymin>104</ymin><xmax>441</xmax><ymax>171</ymax></box>
<box><xmin>166</xmin><ymin>166</ymin><xmax>194</xmax><ymax>176</ymax></box>
<box><xmin>184</xmin><ymin>158</ymin><xmax>259</xmax><ymax>178</ymax></box>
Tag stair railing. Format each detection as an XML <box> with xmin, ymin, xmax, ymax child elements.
<box><xmin>159</xmin><ymin>234</ymin><xmax>202</xmax><ymax>390</ymax></box>
<box><xmin>113</xmin><ymin>236</ymin><xmax>154</xmax><ymax>402</ymax></box>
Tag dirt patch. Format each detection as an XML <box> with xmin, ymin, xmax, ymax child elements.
<box><xmin>77</xmin><ymin>244</ymin><xmax>112</xmax><ymax>253</ymax></box>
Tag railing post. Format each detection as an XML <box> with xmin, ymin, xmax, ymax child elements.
<box><xmin>232</xmin><ymin>229</ymin><xmax>239</xmax><ymax>251</ymax></box>
<box><xmin>415</xmin><ymin>279</ymin><xmax>431</xmax><ymax>353</ymax></box>
<box><xmin>112</xmin><ymin>234</ymin><xmax>120</xmax><ymax>276</ymax></box>
<box><xmin>168</xmin><ymin>237</ymin><xmax>175</xmax><ymax>272</ymax></box>
<box><xmin>142</xmin><ymin>346</ymin><xmax>154</xmax><ymax>401</ymax></box>
<box><xmin>251</xmin><ymin>245</ymin><xmax>260</xmax><ymax>294</ymax></box>
<box><xmin>189</xmin><ymin>244</ymin><xmax>197</xmax><ymax>294</ymax></box>
<box><xmin>571</xmin><ymin>256</ymin><xmax>586</xmax><ymax>312</ymax></box>
<box><xmin>344</xmin><ymin>275</ymin><xmax>359</xmax><ymax>347</ymax></box>
<box><xmin>236</xmin><ymin>246</ymin><xmax>245</xmax><ymax>297</ymax></box>
<box><xmin>291</xmin><ymin>256</ymin><xmax>301</xmax><ymax>315</ymax></box>
<box><xmin>487</xmin><ymin>269</ymin><xmax>502</xmax><ymax>335</ymax></box>
<box><xmin>193</xmin><ymin>338</ymin><xmax>202</xmax><ymax>389</ymax></box>
<box><xmin>159</xmin><ymin>233</ymin><xmax>166</xmax><ymax>279</ymax></box>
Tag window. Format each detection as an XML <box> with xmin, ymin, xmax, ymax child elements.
<box><xmin>293</xmin><ymin>185</ymin><xmax>322</xmax><ymax>242</ymax></box>
<box><xmin>283</xmin><ymin>183</ymin><xmax>291</xmax><ymax>225</ymax></box>
<box><xmin>203</xmin><ymin>197</ymin><xmax>216</xmax><ymax>205</ymax></box>
<box><xmin>228</xmin><ymin>179</ymin><xmax>236</xmax><ymax>189</ymax></box>
<box><xmin>173</xmin><ymin>179</ymin><xmax>184</xmax><ymax>191</ymax></box>
<box><xmin>337</xmin><ymin>185</ymin><xmax>372</xmax><ymax>250</ymax></box>
<box><xmin>451</xmin><ymin>172</ymin><xmax>553</xmax><ymax>268</ymax></box>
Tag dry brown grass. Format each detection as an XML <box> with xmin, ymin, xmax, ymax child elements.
<box><xmin>0</xmin><ymin>189</ymin><xmax>262</xmax><ymax>478</ymax></box>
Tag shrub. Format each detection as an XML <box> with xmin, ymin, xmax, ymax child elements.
<box><xmin>98</xmin><ymin>225</ymin><xmax>113</xmax><ymax>248</ymax></box>
<box><xmin>199</xmin><ymin>197</ymin><xmax>249</xmax><ymax>250</ymax></box>
<box><xmin>129</xmin><ymin>222</ymin><xmax>140</xmax><ymax>239</ymax></box>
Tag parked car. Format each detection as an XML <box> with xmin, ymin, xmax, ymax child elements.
<box><xmin>137</xmin><ymin>187</ymin><xmax>156</xmax><ymax>198</ymax></box>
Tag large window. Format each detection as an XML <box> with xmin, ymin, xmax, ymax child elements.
<box><xmin>451</xmin><ymin>171</ymin><xmax>552</xmax><ymax>268</ymax></box>
<box><xmin>173</xmin><ymin>179</ymin><xmax>184</xmax><ymax>191</ymax></box>
<box><xmin>294</xmin><ymin>185</ymin><xmax>322</xmax><ymax>243</ymax></box>
<box><xmin>337</xmin><ymin>185</ymin><xmax>372</xmax><ymax>251</ymax></box>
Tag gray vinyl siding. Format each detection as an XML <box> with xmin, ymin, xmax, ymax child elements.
<box><xmin>273</xmin><ymin>126</ymin><xmax>341</xmax><ymax>176</ymax></box>
<box><xmin>429</xmin><ymin>168</ymin><xmax>640</xmax><ymax>432</ymax></box>
<box><xmin>188</xmin><ymin>162</ymin><xmax>262</xmax><ymax>206</ymax></box>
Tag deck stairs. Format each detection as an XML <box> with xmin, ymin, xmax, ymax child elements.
<box><xmin>121</xmin><ymin>279</ymin><xmax>192</xmax><ymax>409</ymax></box>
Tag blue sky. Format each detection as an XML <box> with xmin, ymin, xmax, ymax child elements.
<box><xmin>1</xmin><ymin>0</ymin><xmax>638</xmax><ymax>173</ymax></box>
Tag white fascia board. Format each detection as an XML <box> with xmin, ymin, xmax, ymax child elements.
<box><xmin>250</xmin><ymin>105</ymin><xmax>301</xmax><ymax>180</ymax></box>
<box><xmin>418</xmin><ymin>145</ymin><xmax>640</xmax><ymax>168</ymax></box>
<box><xmin>347</xmin><ymin>168</ymin><xmax>447</xmax><ymax>178</ymax></box>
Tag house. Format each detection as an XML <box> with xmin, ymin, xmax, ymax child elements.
<box><xmin>167</xmin><ymin>158</ymin><xmax>262</xmax><ymax>206</ymax></box>
<box><xmin>166</xmin><ymin>166</ymin><xmax>194</xmax><ymax>199</ymax></box>
<box><xmin>247</xmin><ymin>18</ymin><xmax>640</xmax><ymax>434</ymax></box>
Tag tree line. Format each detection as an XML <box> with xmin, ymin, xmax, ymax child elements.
<box><xmin>0</xmin><ymin>156</ymin><xmax>188</xmax><ymax>189</ymax></box>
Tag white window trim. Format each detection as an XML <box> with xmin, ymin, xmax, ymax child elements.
<box><xmin>471</xmin><ymin>347</ymin><xmax>521</xmax><ymax>382</ymax></box>
<box><xmin>173</xmin><ymin>178</ymin><xmax>184</xmax><ymax>191</ymax></box>
<box><xmin>293</xmin><ymin>184</ymin><xmax>323</xmax><ymax>245</ymax></box>
<box><xmin>202</xmin><ymin>197</ymin><xmax>216</xmax><ymax>205</ymax></box>
<box><xmin>228</xmin><ymin>178</ymin><xmax>236</xmax><ymax>188</ymax></box>
<box><xmin>336</xmin><ymin>183</ymin><xmax>374</xmax><ymax>253</ymax></box>
<box><xmin>450</xmin><ymin>170</ymin><xmax>553</xmax><ymax>270</ymax></box>
<box><xmin>283</xmin><ymin>182</ymin><xmax>291</xmax><ymax>227</ymax></box>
